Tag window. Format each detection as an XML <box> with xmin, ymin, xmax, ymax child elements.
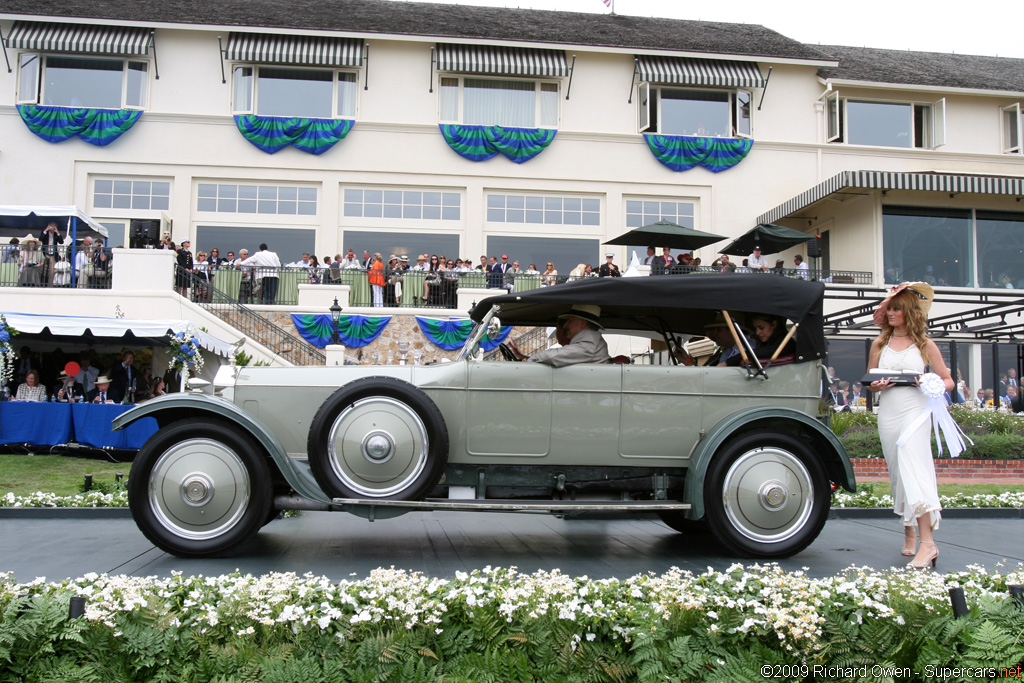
<box><xmin>882</xmin><ymin>206</ymin><xmax>971</xmax><ymax>287</ymax></box>
<box><xmin>486</xmin><ymin>194</ymin><xmax>601</xmax><ymax>226</ymax></box>
<box><xmin>485</xmin><ymin>236</ymin><xmax>600</xmax><ymax>277</ymax></box>
<box><xmin>197</xmin><ymin>183</ymin><xmax>318</xmax><ymax>216</ymax></box>
<box><xmin>197</xmin><ymin>226</ymin><xmax>315</xmax><ymax>266</ymax></box>
<box><xmin>976</xmin><ymin>211</ymin><xmax>1024</xmax><ymax>289</ymax></box>
<box><xmin>342</xmin><ymin>231</ymin><xmax>460</xmax><ymax>263</ymax></box>
<box><xmin>625</xmin><ymin>199</ymin><xmax>695</xmax><ymax>229</ymax></box>
<box><xmin>440</xmin><ymin>77</ymin><xmax>559</xmax><ymax>128</ymax></box>
<box><xmin>639</xmin><ymin>86</ymin><xmax>751</xmax><ymax>137</ymax></box>
<box><xmin>17</xmin><ymin>54</ymin><xmax>148</xmax><ymax>109</ymax></box>
<box><xmin>1002</xmin><ymin>104</ymin><xmax>1021</xmax><ymax>154</ymax></box>
<box><xmin>344</xmin><ymin>189</ymin><xmax>461</xmax><ymax>221</ymax></box>
<box><xmin>826</xmin><ymin>92</ymin><xmax>945</xmax><ymax>149</ymax></box>
<box><xmin>93</xmin><ymin>178</ymin><xmax>170</xmax><ymax>211</ymax></box>
<box><xmin>232</xmin><ymin>66</ymin><xmax>357</xmax><ymax>118</ymax></box>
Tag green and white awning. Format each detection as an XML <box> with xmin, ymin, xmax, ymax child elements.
<box><xmin>225</xmin><ymin>32</ymin><xmax>364</xmax><ymax>67</ymax></box>
<box><xmin>636</xmin><ymin>55</ymin><xmax>765</xmax><ymax>89</ymax></box>
<box><xmin>5</xmin><ymin>21</ymin><xmax>152</xmax><ymax>56</ymax></box>
<box><xmin>437</xmin><ymin>43</ymin><xmax>568</xmax><ymax>77</ymax></box>
<box><xmin>759</xmin><ymin>170</ymin><xmax>1024</xmax><ymax>224</ymax></box>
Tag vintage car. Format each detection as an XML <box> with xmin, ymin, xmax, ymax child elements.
<box><xmin>115</xmin><ymin>274</ymin><xmax>854</xmax><ymax>559</ymax></box>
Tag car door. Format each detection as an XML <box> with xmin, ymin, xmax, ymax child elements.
<box><xmin>618</xmin><ymin>364</ymin><xmax>703</xmax><ymax>461</ymax></box>
<box><xmin>466</xmin><ymin>361</ymin><xmax>552</xmax><ymax>457</ymax></box>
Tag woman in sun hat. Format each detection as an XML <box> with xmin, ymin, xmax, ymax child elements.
<box><xmin>867</xmin><ymin>281</ymin><xmax>956</xmax><ymax>570</ymax></box>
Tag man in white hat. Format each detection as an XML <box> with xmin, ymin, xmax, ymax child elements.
<box><xmin>88</xmin><ymin>376</ymin><xmax>114</xmax><ymax>403</ymax></box>
<box><xmin>599</xmin><ymin>252</ymin><xmax>620</xmax><ymax>278</ymax></box>
<box><xmin>507</xmin><ymin>305</ymin><xmax>610</xmax><ymax>367</ymax></box>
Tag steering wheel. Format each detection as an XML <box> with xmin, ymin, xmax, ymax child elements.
<box><xmin>498</xmin><ymin>342</ymin><xmax>520</xmax><ymax>362</ymax></box>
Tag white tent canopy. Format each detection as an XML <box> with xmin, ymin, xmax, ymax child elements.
<box><xmin>0</xmin><ymin>205</ymin><xmax>109</xmax><ymax>240</ymax></box>
<box><xmin>0</xmin><ymin>312</ymin><xmax>236</xmax><ymax>357</ymax></box>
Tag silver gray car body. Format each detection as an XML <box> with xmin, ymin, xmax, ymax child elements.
<box><xmin>117</xmin><ymin>275</ymin><xmax>854</xmax><ymax>559</ymax></box>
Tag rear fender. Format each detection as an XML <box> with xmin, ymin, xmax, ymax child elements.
<box><xmin>112</xmin><ymin>394</ymin><xmax>331</xmax><ymax>504</ymax></box>
<box><xmin>683</xmin><ymin>407</ymin><xmax>855</xmax><ymax>520</ymax></box>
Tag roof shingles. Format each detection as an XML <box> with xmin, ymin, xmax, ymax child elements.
<box><xmin>0</xmin><ymin>0</ymin><xmax>828</xmax><ymax>62</ymax></box>
<box><xmin>817</xmin><ymin>44</ymin><xmax>1024</xmax><ymax>92</ymax></box>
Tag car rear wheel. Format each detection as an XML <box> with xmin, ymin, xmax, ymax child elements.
<box><xmin>308</xmin><ymin>377</ymin><xmax>448</xmax><ymax>501</ymax></box>
<box><xmin>704</xmin><ymin>430</ymin><xmax>829</xmax><ymax>558</ymax></box>
<box><xmin>128</xmin><ymin>418</ymin><xmax>272</xmax><ymax>558</ymax></box>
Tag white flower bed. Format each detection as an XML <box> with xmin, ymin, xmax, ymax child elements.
<box><xmin>1</xmin><ymin>490</ymin><xmax>129</xmax><ymax>508</ymax></box>
<box><xmin>3</xmin><ymin>563</ymin><xmax>1022</xmax><ymax>658</ymax></box>
<box><xmin>3</xmin><ymin>489</ymin><xmax>1022</xmax><ymax>510</ymax></box>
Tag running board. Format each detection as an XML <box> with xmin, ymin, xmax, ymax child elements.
<box><xmin>333</xmin><ymin>498</ymin><xmax>690</xmax><ymax>513</ymax></box>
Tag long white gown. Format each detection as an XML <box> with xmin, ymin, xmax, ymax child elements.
<box><xmin>876</xmin><ymin>343</ymin><xmax>942</xmax><ymax>530</ymax></box>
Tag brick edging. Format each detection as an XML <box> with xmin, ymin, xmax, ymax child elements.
<box><xmin>850</xmin><ymin>457</ymin><xmax>1024</xmax><ymax>480</ymax></box>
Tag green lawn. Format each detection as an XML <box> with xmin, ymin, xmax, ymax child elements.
<box><xmin>2</xmin><ymin>453</ymin><xmax>1024</xmax><ymax>499</ymax></box>
<box><xmin>1</xmin><ymin>454</ymin><xmax>130</xmax><ymax>497</ymax></box>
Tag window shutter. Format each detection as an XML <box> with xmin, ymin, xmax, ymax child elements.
<box><xmin>825</xmin><ymin>90</ymin><xmax>841</xmax><ymax>142</ymax></box>
<box><xmin>637</xmin><ymin>81</ymin><xmax>651</xmax><ymax>133</ymax></box>
<box><xmin>929</xmin><ymin>98</ymin><xmax>946</xmax><ymax>149</ymax></box>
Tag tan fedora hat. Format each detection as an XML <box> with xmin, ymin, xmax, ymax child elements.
<box><xmin>558</xmin><ymin>304</ymin><xmax>603</xmax><ymax>329</ymax></box>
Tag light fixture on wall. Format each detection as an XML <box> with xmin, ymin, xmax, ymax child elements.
<box><xmin>329</xmin><ymin>298</ymin><xmax>343</xmax><ymax>345</ymax></box>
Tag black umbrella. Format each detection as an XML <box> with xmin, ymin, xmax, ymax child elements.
<box><xmin>604</xmin><ymin>220</ymin><xmax>727</xmax><ymax>251</ymax></box>
<box><xmin>720</xmin><ymin>223</ymin><xmax>813</xmax><ymax>256</ymax></box>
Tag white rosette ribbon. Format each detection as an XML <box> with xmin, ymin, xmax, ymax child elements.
<box><xmin>896</xmin><ymin>372</ymin><xmax>972</xmax><ymax>458</ymax></box>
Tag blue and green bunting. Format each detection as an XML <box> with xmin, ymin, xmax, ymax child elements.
<box><xmin>291</xmin><ymin>314</ymin><xmax>390</xmax><ymax>349</ymax></box>
<box><xmin>644</xmin><ymin>135</ymin><xmax>753</xmax><ymax>173</ymax></box>
<box><xmin>17</xmin><ymin>105</ymin><xmax>142</xmax><ymax>146</ymax></box>
<box><xmin>416</xmin><ymin>317</ymin><xmax>511</xmax><ymax>351</ymax></box>
<box><xmin>439</xmin><ymin>124</ymin><xmax>556</xmax><ymax>163</ymax></box>
<box><xmin>235</xmin><ymin>115</ymin><xmax>354</xmax><ymax>155</ymax></box>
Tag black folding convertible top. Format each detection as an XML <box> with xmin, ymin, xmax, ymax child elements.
<box><xmin>470</xmin><ymin>274</ymin><xmax>827</xmax><ymax>363</ymax></box>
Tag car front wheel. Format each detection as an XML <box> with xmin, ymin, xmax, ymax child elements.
<box><xmin>704</xmin><ymin>430</ymin><xmax>830</xmax><ymax>558</ymax></box>
<box><xmin>128</xmin><ymin>418</ymin><xmax>272</xmax><ymax>558</ymax></box>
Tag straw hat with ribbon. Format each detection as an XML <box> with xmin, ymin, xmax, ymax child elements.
<box><xmin>872</xmin><ymin>281</ymin><xmax>934</xmax><ymax>327</ymax></box>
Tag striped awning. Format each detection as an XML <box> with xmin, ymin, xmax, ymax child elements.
<box><xmin>759</xmin><ymin>170</ymin><xmax>1024</xmax><ymax>224</ymax></box>
<box><xmin>225</xmin><ymin>32</ymin><xmax>363</xmax><ymax>68</ymax></box>
<box><xmin>637</xmin><ymin>55</ymin><xmax>765</xmax><ymax>89</ymax></box>
<box><xmin>437</xmin><ymin>43</ymin><xmax>568</xmax><ymax>77</ymax></box>
<box><xmin>5</xmin><ymin>21</ymin><xmax>151</xmax><ymax>56</ymax></box>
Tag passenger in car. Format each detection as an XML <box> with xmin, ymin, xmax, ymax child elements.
<box><xmin>508</xmin><ymin>305</ymin><xmax>610</xmax><ymax>367</ymax></box>
<box><xmin>703</xmin><ymin>313</ymin><xmax>749</xmax><ymax>366</ymax></box>
<box><xmin>726</xmin><ymin>314</ymin><xmax>795</xmax><ymax>365</ymax></box>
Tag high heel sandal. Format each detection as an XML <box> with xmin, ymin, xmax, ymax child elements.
<box><xmin>901</xmin><ymin>528</ymin><xmax>917</xmax><ymax>556</ymax></box>
<box><xmin>907</xmin><ymin>541</ymin><xmax>938</xmax><ymax>570</ymax></box>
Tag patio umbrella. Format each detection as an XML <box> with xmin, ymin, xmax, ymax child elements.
<box><xmin>604</xmin><ymin>220</ymin><xmax>727</xmax><ymax>251</ymax></box>
<box><xmin>719</xmin><ymin>223</ymin><xmax>813</xmax><ymax>256</ymax></box>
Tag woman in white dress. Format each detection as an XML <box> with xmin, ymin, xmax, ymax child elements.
<box><xmin>867</xmin><ymin>282</ymin><xmax>953</xmax><ymax>569</ymax></box>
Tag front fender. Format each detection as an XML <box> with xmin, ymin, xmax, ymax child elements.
<box><xmin>113</xmin><ymin>394</ymin><xmax>331</xmax><ymax>504</ymax></box>
<box><xmin>683</xmin><ymin>407</ymin><xmax>855</xmax><ymax>520</ymax></box>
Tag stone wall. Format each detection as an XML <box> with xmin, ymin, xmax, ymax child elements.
<box><xmin>261</xmin><ymin>312</ymin><xmax>463</xmax><ymax>365</ymax></box>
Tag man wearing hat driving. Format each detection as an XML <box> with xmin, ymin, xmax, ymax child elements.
<box><xmin>599</xmin><ymin>252</ymin><xmax>620</xmax><ymax>277</ymax></box>
<box><xmin>507</xmin><ymin>305</ymin><xmax>611</xmax><ymax>367</ymax></box>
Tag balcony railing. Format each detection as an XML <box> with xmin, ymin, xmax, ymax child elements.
<box><xmin>562</xmin><ymin>266</ymin><xmax>873</xmax><ymax>284</ymax></box>
<box><xmin>179</xmin><ymin>265</ymin><xmax>521</xmax><ymax>308</ymax></box>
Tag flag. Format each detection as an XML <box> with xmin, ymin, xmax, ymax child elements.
<box><xmin>602</xmin><ymin>0</ymin><xmax>612</xmax><ymax>6</ymax></box>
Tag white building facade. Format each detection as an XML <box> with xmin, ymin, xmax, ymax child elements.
<box><xmin>1</xmin><ymin>1</ymin><xmax>1022</xmax><ymax>285</ymax></box>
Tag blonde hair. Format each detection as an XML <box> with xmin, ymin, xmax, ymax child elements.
<box><xmin>873</xmin><ymin>288</ymin><xmax>930</xmax><ymax>359</ymax></box>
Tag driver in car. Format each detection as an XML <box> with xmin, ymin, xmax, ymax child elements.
<box><xmin>508</xmin><ymin>304</ymin><xmax>611</xmax><ymax>367</ymax></box>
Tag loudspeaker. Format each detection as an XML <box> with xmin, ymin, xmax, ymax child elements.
<box><xmin>129</xmin><ymin>219</ymin><xmax>160</xmax><ymax>249</ymax></box>
<box><xmin>806</xmin><ymin>236</ymin><xmax>821</xmax><ymax>258</ymax></box>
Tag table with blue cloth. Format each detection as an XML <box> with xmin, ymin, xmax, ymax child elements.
<box><xmin>71</xmin><ymin>403</ymin><xmax>159</xmax><ymax>449</ymax></box>
<box><xmin>0</xmin><ymin>402</ymin><xmax>73</xmax><ymax>445</ymax></box>
<box><xmin>0</xmin><ymin>401</ymin><xmax>158</xmax><ymax>449</ymax></box>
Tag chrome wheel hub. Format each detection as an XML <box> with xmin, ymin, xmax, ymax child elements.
<box><xmin>327</xmin><ymin>397</ymin><xmax>429</xmax><ymax>497</ymax></box>
<box><xmin>721</xmin><ymin>447</ymin><xmax>813</xmax><ymax>543</ymax></box>
<box><xmin>148</xmin><ymin>438</ymin><xmax>250</xmax><ymax>540</ymax></box>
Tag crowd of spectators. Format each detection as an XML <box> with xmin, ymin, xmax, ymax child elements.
<box><xmin>4</xmin><ymin>348</ymin><xmax>170</xmax><ymax>405</ymax></box>
<box><xmin>825</xmin><ymin>364</ymin><xmax>1022</xmax><ymax>413</ymax></box>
